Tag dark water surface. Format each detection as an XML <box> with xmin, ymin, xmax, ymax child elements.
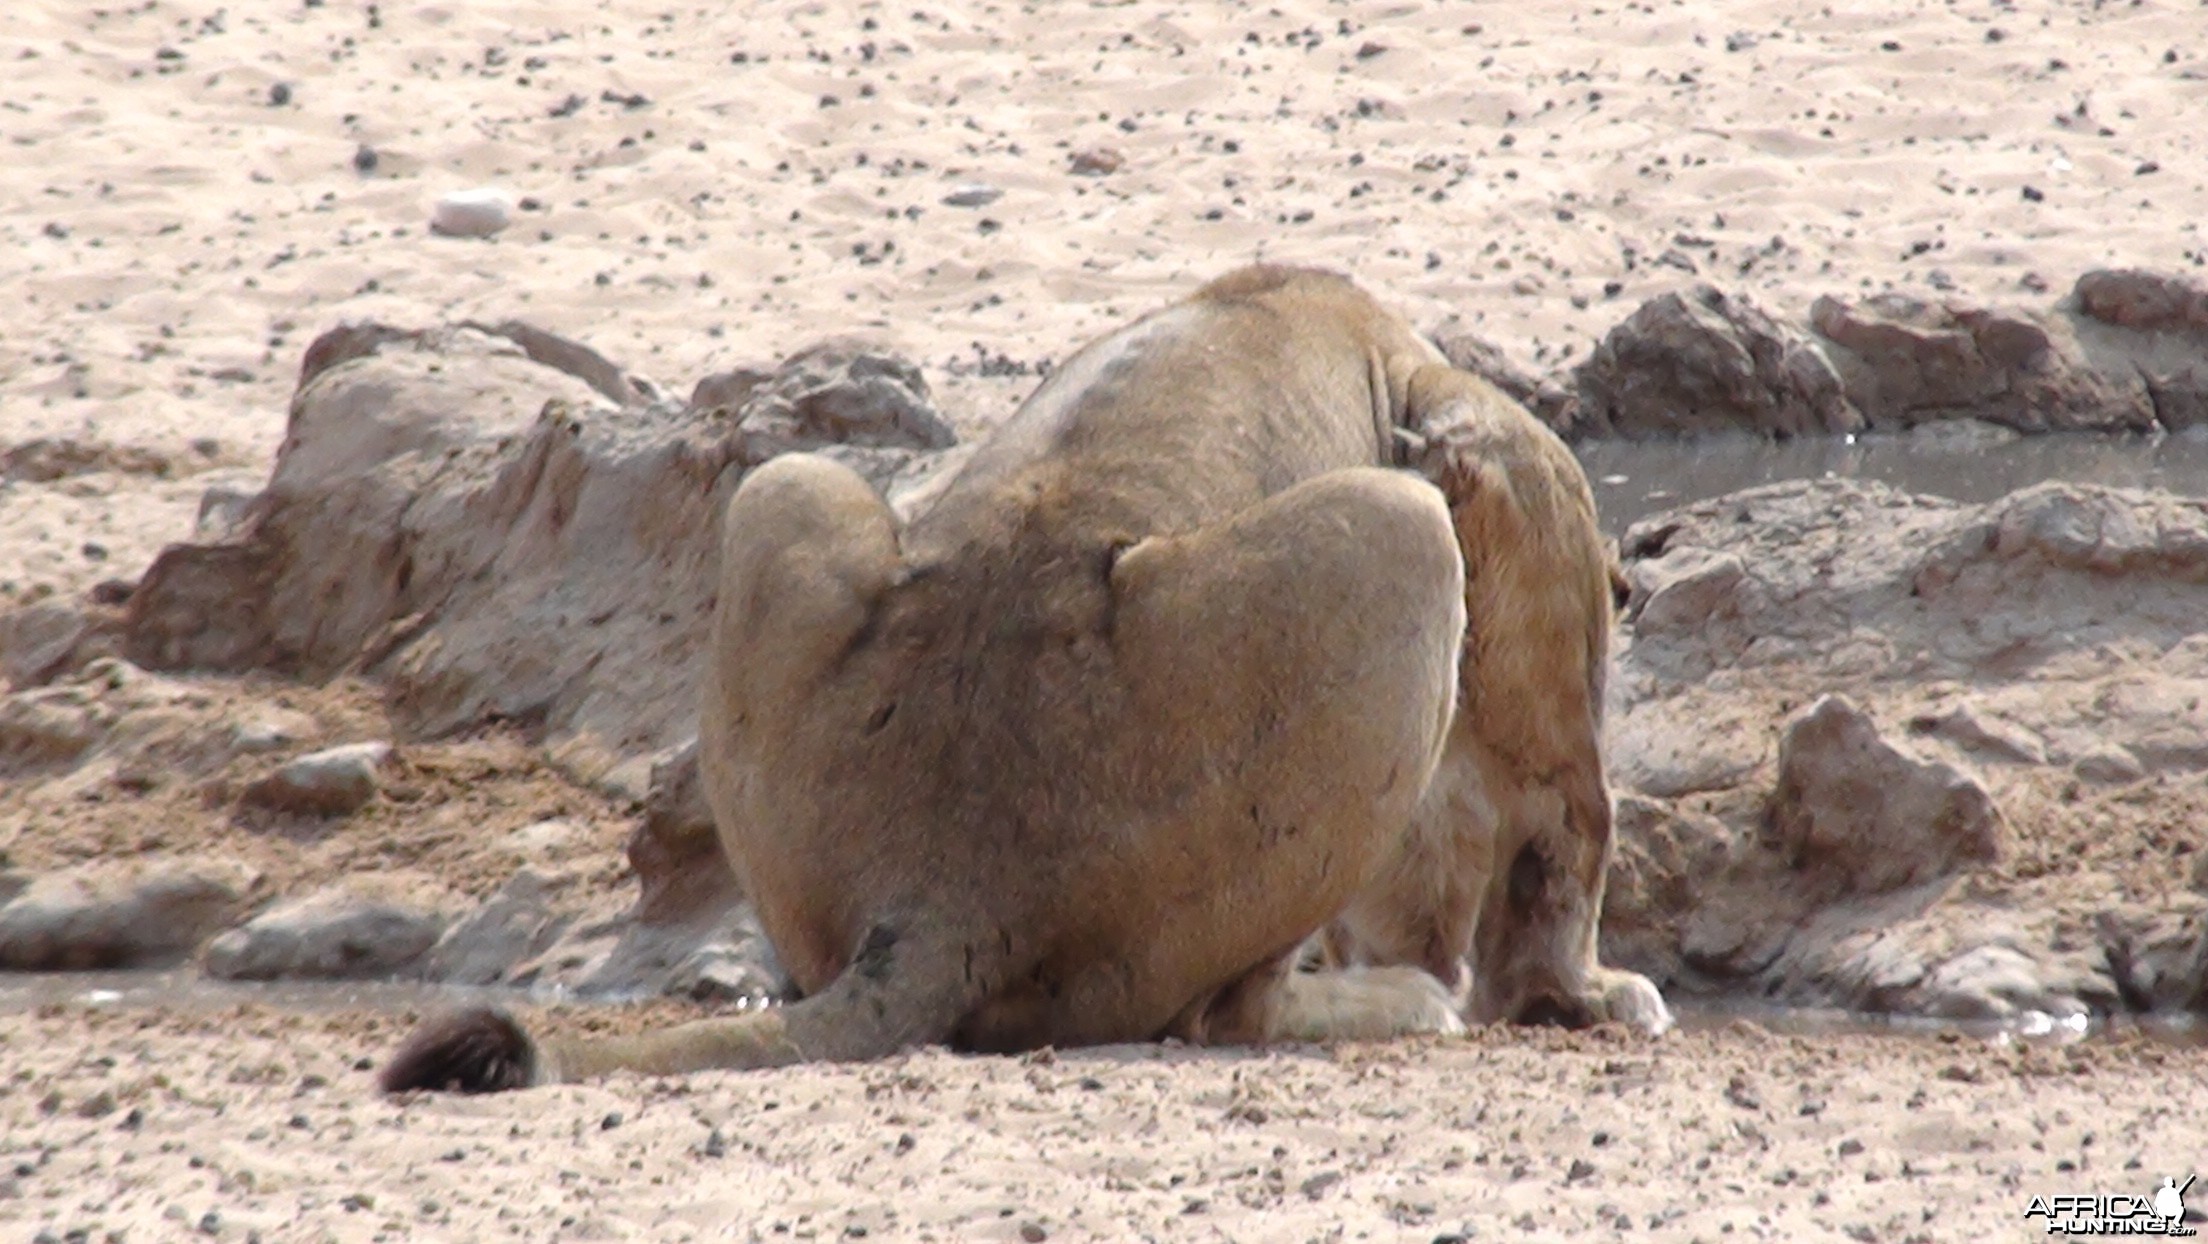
<box><xmin>1576</xmin><ymin>430</ymin><xmax>2208</xmax><ymax>536</ymax></box>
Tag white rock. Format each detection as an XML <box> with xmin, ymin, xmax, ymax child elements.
<box><xmin>0</xmin><ymin>862</ymin><xmax>254</xmax><ymax>969</ymax></box>
<box><xmin>244</xmin><ymin>741</ymin><xmax>391</xmax><ymax>816</ymax></box>
<box><xmin>430</xmin><ymin>188</ymin><xmax>515</xmax><ymax>238</ymax></box>
<box><xmin>202</xmin><ymin>886</ymin><xmax>443</xmax><ymax>981</ymax></box>
<box><xmin>940</xmin><ymin>183</ymin><xmax>1003</xmax><ymax>208</ymax></box>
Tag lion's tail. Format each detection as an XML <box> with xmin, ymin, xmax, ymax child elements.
<box><xmin>378</xmin><ymin>917</ymin><xmax>1006</xmax><ymax>1093</ymax></box>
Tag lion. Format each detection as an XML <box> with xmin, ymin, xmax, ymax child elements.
<box><xmin>379</xmin><ymin>264</ymin><xmax>1670</xmax><ymax>1093</ymax></box>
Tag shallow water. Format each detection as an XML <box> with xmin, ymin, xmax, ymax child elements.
<box><xmin>1577</xmin><ymin>429</ymin><xmax>2208</xmax><ymax>536</ymax></box>
<box><xmin>4</xmin><ymin>969</ymin><xmax>2198</xmax><ymax>1048</ymax></box>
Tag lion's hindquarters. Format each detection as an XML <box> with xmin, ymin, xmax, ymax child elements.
<box><xmin>703</xmin><ymin>452</ymin><xmax>907</xmax><ymax>990</ymax></box>
<box><xmin>1101</xmin><ymin>467</ymin><xmax>1468</xmax><ymax>1045</ymax></box>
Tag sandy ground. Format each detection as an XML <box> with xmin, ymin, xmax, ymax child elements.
<box><xmin>2</xmin><ymin>1001</ymin><xmax>2202</xmax><ymax>1244</ymax></box>
<box><xmin>7</xmin><ymin>0</ymin><xmax>2208</xmax><ymax>1240</ymax></box>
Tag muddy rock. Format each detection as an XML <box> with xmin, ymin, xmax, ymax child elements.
<box><xmin>0</xmin><ymin>598</ymin><xmax>124</xmax><ymax>689</ymax></box>
<box><xmin>1573</xmin><ymin>285</ymin><xmax>1861</xmax><ymax>439</ymax></box>
<box><xmin>1605</xmin><ymin>477</ymin><xmax>2208</xmax><ymax>1018</ymax></box>
<box><xmin>725</xmin><ymin>339</ymin><xmax>958</xmax><ymax>462</ymax></box>
<box><xmin>242</xmin><ymin>741</ymin><xmax>390</xmax><ymax>816</ymax></box>
<box><xmin>629</xmin><ymin>738</ymin><xmax>732</xmax><ymax>925</ymax></box>
<box><xmin>122</xmin><ymin>324</ymin><xmax>961</xmax><ymax>782</ymax></box>
<box><xmin>202</xmin><ymin>885</ymin><xmax>444</xmax><ymax>981</ymax></box>
<box><xmin>0</xmin><ymin>862</ymin><xmax>256</xmax><ymax>969</ymax></box>
<box><xmin>419</xmin><ymin>869</ymin><xmax>577</xmax><ymax>986</ymax></box>
<box><xmin>1769</xmin><ymin>696</ymin><xmax>2004</xmax><ymax>897</ymax></box>
<box><xmin>2097</xmin><ymin>906</ymin><xmax>2208</xmax><ymax>1013</ymax></box>
<box><xmin>1425</xmin><ymin>317</ymin><xmax>1578</xmax><ymax>429</ymax></box>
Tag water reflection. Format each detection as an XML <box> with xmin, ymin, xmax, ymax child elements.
<box><xmin>1576</xmin><ymin>429</ymin><xmax>2208</xmax><ymax>536</ymax></box>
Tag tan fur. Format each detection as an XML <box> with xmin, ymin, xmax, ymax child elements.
<box><xmin>380</xmin><ymin>265</ymin><xmax>1668</xmax><ymax>1094</ymax></box>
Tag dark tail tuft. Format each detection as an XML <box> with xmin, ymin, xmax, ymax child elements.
<box><xmin>378</xmin><ymin>1007</ymin><xmax>538</xmax><ymax>1094</ymax></box>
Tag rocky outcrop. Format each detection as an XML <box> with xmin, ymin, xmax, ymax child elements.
<box><xmin>0</xmin><ymin>863</ymin><xmax>256</xmax><ymax>970</ymax></box>
<box><xmin>119</xmin><ymin>322</ymin><xmax>961</xmax><ymax>786</ymax></box>
<box><xmin>1605</xmin><ymin>478</ymin><xmax>2208</xmax><ymax>1019</ymax></box>
<box><xmin>1809</xmin><ymin>292</ymin><xmax>2155</xmax><ymax>434</ymax></box>
<box><xmin>202</xmin><ymin>886</ymin><xmax>445</xmax><ymax>981</ymax></box>
<box><xmin>1574</xmin><ymin>285</ymin><xmax>1861</xmax><ymax>439</ymax></box>
<box><xmin>1555</xmin><ymin>268</ymin><xmax>2208</xmax><ymax>439</ymax></box>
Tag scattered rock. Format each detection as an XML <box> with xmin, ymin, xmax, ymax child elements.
<box><xmin>1574</xmin><ymin>285</ymin><xmax>1861</xmax><ymax>438</ymax></box>
<box><xmin>429</xmin><ymin>188</ymin><xmax>515</xmax><ymax>239</ymax></box>
<box><xmin>1067</xmin><ymin>147</ymin><xmax>1123</xmax><ymax>175</ymax></box>
<box><xmin>0</xmin><ymin>863</ymin><xmax>255</xmax><ymax>969</ymax></box>
<box><xmin>202</xmin><ymin>886</ymin><xmax>443</xmax><ymax>981</ymax></box>
<box><xmin>940</xmin><ymin>183</ymin><xmax>1003</xmax><ymax>208</ymax></box>
<box><xmin>243</xmin><ymin>742</ymin><xmax>390</xmax><ymax>816</ymax></box>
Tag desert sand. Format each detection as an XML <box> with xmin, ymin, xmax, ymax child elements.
<box><xmin>4</xmin><ymin>0</ymin><xmax>2207</xmax><ymax>1241</ymax></box>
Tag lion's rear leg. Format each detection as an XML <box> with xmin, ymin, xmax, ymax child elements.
<box><xmin>1094</xmin><ymin>466</ymin><xmax>1469</xmax><ymax>1049</ymax></box>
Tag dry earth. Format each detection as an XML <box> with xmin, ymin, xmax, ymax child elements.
<box><xmin>5</xmin><ymin>0</ymin><xmax>2208</xmax><ymax>1240</ymax></box>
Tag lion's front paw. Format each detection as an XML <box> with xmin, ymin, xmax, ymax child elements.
<box><xmin>1587</xmin><ymin>967</ymin><xmax>1673</xmax><ymax>1036</ymax></box>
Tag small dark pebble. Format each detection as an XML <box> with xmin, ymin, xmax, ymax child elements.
<box><xmin>601</xmin><ymin>1111</ymin><xmax>623</xmax><ymax>1130</ymax></box>
<box><xmin>352</xmin><ymin>144</ymin><xmax>379</xmax><ymax>174</ymax></box>
<box><xmin>2021</xmin><ymin>185</ymin><xmax>2044</xmax><ymax>202</ymax></box>
<box><xmin>268</xmin><ymin>82</ymin><xmax>292</xmax><ymax>105</ymax></box>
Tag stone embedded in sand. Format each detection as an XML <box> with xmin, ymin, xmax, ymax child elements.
<box><xmin>940</xmin><ymin>183</ymin><xmax>1003</xmax><ymax>208</ymax></box>
<box><xmin>429</xmin><ymin>188</ymin><xmax>514</xmax><ymax>238</ymax></box>
<box><xmin>201</xmin><ymin>886</ymin><xmax>443</xmax><ymax>981</ymax></box>
<box><xmin>0</xmin><ymin>862</ymin><xmax>254</xmax><ymax>969</ymax></box>
<box><xmin>1573</xmin><ymin>284</ymin><xmax>1861</xmax><ymax>438</ymax></box>
<box><xmin>1770</xmin><ymin>695</ymin><xmax>2004</xmax><ymax>897</ymax></box>
<box><xmin>243</xmin><ymin>741</ymin><xmax>391</xmax><ymax>816</ymax></box>
<box><xmin>1067</xmin><ymin>146</ymin><xmax>1123</xmax><ymax>175</ymax></box>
